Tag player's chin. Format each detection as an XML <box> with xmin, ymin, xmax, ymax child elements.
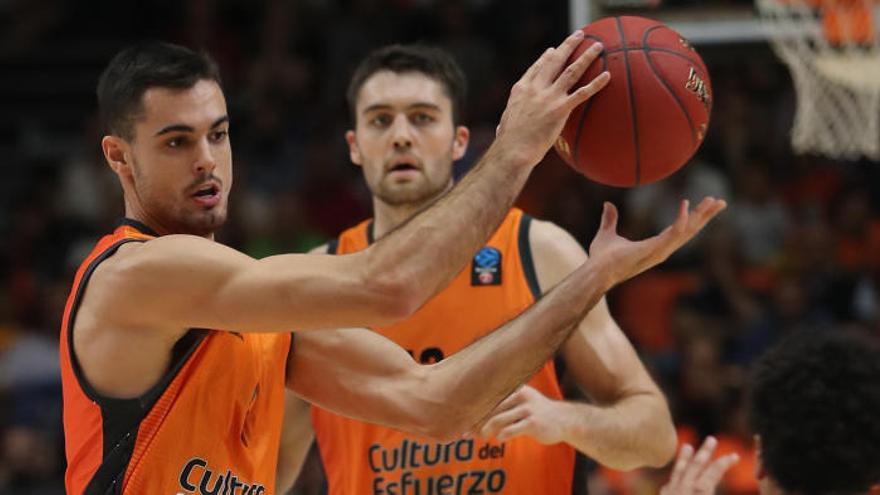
<box><xmin>184</xmin><ymin>208</ymin><xmax>227</xmax><ymax>237</ymax></box>
<box><xmin>380</xmin><ymin>187</ymin><xmax>431</xmax><ymax>205</ymax></box>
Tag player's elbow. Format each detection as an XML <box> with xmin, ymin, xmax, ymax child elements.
<box><xmin>648</xmin><ymin>421</ymin><xmax>678</xmax><ymax>467</ymax></box>
<box><xmin>628</xmin><ymin>410</ymin><xmax>677</xmax><ymax>469</ymax></box>
<box><xmin>397</xmin><ymin>372</ymin><xmax>475</xmax><ymax>442</ymax></box>
<box><xmin>413</xmin><ymin>413</ymin><xmax>471</xmax><ymax>443</ymax></box>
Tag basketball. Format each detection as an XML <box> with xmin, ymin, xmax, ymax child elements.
<box><xmin>554</xmin><ymin>16</ymin><xmax>713</xmax><ymax>187</ymax></box>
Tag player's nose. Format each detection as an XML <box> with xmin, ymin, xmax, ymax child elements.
<box><xmin>193</xmin><ymin>138</ymin><xmax>217</xmax><ymax>175</ymax></box>
<box><xmin>391</xmin><ymin>114</ymin><xmax>414</xmax><ymax>149</ymax></box>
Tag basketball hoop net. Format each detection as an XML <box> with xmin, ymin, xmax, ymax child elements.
<box><xmin>756</xmin><ymin>0</ymin><xmax>880</xmax><ymax>160</ymax></box>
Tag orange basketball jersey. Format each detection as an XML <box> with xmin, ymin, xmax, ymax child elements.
<box><xmin>60</xmin><ymin>219</ymin><xmax>290</xmax><ymax>495</ymax></box>
<box><xmin>311</xmin><ymin>208</ymin><xmax>577</xmax><ymax>495</ymax></box>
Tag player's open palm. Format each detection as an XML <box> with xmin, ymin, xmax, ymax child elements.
<box><xmin>495</xmin><ymin>31</ymin><xmax>610</xmax><ymax>168</ymax></box>
<box><xmin>588</xmin><ymin>197</ymin><xmax>726</xmax><ymax>286</ymax></box>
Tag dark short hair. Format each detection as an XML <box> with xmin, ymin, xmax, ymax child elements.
<box><xmin>750</xmin><ymin>329</ymin><xmax>880</xmax><ymax>494</ymax></box>
<box><xmin>346</xmin><ymin>44</ymin><xmax>467</xmax><ymax>125</ymax></box>
<box><xmin>97</xmin><ymin>41</ymin><xmax>222</xmax><ymax>140</ymax></box>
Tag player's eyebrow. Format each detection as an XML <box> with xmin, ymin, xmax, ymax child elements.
<box><xmin>407</xmin><ymin>103</ymin><xmax>442</xmax><ymax>112</ymax></box>
<box><xmin>154</xmin><ymin>116</ymin><xmax>229</xmax><ymax>136</ymax></box>
<box><xmin>361</xmin><ymin>102</ymin><xmax>441</xmax><ymax>114</ymax></box>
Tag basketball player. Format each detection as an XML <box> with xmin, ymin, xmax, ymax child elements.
<box><xmin>661</xmin><ymin>330</ymin><xmax>880</xmax><ymax>494</ymax></box>
<box><xmin>61</xmin><ymin>38</ymin><xmax>724</xmax><ymax>494</ymax></box>
<box><xmin>276</xmin><ymin>45</ymin><xmax>678</xmax><ymax>495</ymax></box>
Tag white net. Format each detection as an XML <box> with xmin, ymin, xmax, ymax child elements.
<box><xmin>755</xmin><ymin>0</ymin><xmax>880</xmax><ymax>160</ymax></box>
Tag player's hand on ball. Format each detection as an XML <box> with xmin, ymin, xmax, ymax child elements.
<box><xmin>495</xmin><ymin>31</ymin><xmax>610</xmax><ymax>168</ymax></box>
<box><xmin>478</xmin><ymin>386</ymin><xmax>568</xmax><ymax>444</ymax></box>
<box><xmin>589</xmin><ymin>197</ymin><xmax>726</xmax><ymax>286</ymax></box>
<box><xmin>660</xmin><ymin>437</ymin><xmax>739</xmax><ymax>495</ymax></box>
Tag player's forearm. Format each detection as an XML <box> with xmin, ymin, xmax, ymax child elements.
<box><xmin>361</xmin><ymin>143</ymin><xmax>534</xmax><ymax>316</ymax></box>
<box><xmin>418</xmin><ymin>258</ymin><xmax>614</xmax><ymax>440</ymax></box>
<box><xmin>561</xmin><ymin>392</ymin><xmax>677</xmax><ymax>470</ymax></box>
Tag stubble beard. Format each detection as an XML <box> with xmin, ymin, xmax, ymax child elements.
<box><xmin>135</xmin><ymin>177</ymin><xmax>227</xmax><ymax>238</ymax></box>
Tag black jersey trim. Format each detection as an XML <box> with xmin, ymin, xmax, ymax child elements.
<box><xmin>326</xmin><ymin>239</ymin><xmax>339</xmax><ymax>255</ymax></box>
<box><xmin>117</xmin><ymin>218</ymin><xmax>159</xmax><ymax>237</ymax></box>
<box><xmin>517</xmin><ymin>214</ymin><xmax>542</xmax><ymax>301</ymax></box>
<box><xmin>67</xmin><ymin>238</ymin><xmax>144</xmax><ymax>405</ymax></box>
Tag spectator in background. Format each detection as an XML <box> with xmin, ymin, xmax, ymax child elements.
<box><xmin>728</xmin><ymin>162</ymin><xmax>790</xmax><ymax>267</ymax></box>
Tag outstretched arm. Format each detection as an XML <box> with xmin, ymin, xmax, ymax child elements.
<box><xmin>288</xmin><ymin>199</ymin><xmax>725</xmax><ymax>440</ymax></box>
<box><xmin>96</xmin><ymin>32</ymin><xmax>611</xmax><ymax>334</ymax></box>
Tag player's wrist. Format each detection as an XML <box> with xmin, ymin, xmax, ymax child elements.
<box><xmin>581</xmin><ymin>256</ymin><xmax>618</xmax><ymax>294</ymax></box>
<box><xmin>555</xmin><ymin>400</ymin><xmax>592</xmax><ymax>443</ymax></box>
<box><xmin>484</xmin><ymin>135</ymin><xmax>542</xmax><ymax>171</ymax></box>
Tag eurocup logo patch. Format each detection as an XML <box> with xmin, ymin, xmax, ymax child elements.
<box><xmin>471</xmin><ymin>247</ymin><xmax>502</xmax><ymax>286</ymax></box>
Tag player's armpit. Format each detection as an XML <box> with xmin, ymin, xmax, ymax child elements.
<box><xmin>93</xmin><ymin>235</ymin><xmax>410</xmax><ymax>333</ymax></box>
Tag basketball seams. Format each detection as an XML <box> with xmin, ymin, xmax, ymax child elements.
<box><xmin>600</xmin><ymin>46</ymin><xmax>704</xmax><ymax>71</ymax></box>
<box><xmin>561</xmin><ymin>16</ymin><xmax>711</xmax><ymax>187</ymax></box>
<box><xmin>641</xmin><ymin>28</ymin><xmax>698</xmax><ymax>148</ymax></box>
<box><xmin>573</xmin><ymin>34</ymin><xmax>607</xmax><ymax>174</ymax></box>
<box><xmin>615</xmin><ymin>16</ymin><xmax>642</xmax><ymax>185</ymax></box>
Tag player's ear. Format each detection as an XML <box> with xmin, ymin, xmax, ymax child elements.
<box><xmin>345</xmin><ymin>130</ymin><xmax>363</xmax><ymax>167</ymax></box>
<box><xmin>452</xmin><ymin>125</ymin><xmax>470</xmax><ymax>161</ymax></box>
<box><xmin>102</xmin><ymin>135</ymin><xmax>134</xmax><ymax>179</ymax></box>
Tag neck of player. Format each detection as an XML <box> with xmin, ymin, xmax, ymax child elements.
<box><xmin>371</xmin><ymin>182</ymin><xmax>454</xmax><ymax>239</ymax></box>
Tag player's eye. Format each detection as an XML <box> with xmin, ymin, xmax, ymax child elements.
<box><xmin>412</xmin><ymin>113</ymin><xmax>435</xmax><ymax>125</ymax></box>
<box><xmin>370</xmin><ymin>114</ymin><xmax>392</xmax><ymax>127</ymax></box>
<box><xmin>166</xmin><ymin>136</ymin><xmax>187</xmax><ymax>148</ymax></box>
<box><xmin>210</xmin><ymin>130</ymin><xmax>229</xmax><ymax>143</ymax></box>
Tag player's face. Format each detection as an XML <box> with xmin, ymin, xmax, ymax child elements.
<box><xmin>116</xmin><ymin>80</ymin><xmax>232</xmax><ymax>237</ymax></box>
<box><xmin>347</xmin><ymin>71</ymin><xmax>469</xmax><ymax>207</ymax></box>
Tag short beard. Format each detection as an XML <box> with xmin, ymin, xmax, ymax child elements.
<box><xmin>373</xmin><ymin>178</ymin><xmax>451</xmax><ymax>208</ymax></box>
<box><xmin>178</xmin><ymin>208</ymin><xmax>226</xmax><ymax>237</ymax></box>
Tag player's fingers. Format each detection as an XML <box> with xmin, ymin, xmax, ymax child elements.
<box><xmin>680</xmin><ymin>436</ymin><xmax>718</xmax><ymax>488</ymax></box>
<box><xmin>494</xmin><ymin>388</ymin><xmax>527</xmax><ymax>413</ymax></box>
<box><xmin>687</xmin><ymin>197</ymin><xmax>726</xmax><ymax>235</ymax></box>
<box><xmin>667</xmin><ymin>443</ymin><xmax>695</xmax><ymax>487</ymax></box>
<box><xmin>480</xmin><ymin>406</ymin><xmax>529</xmax><ymax>438</ymax></box>
<box><xmin>667</xmin><ymin>199</ymin><xmax>690</xmax><ymax>238</ymax></box>
<box><xmin>522</xmin><ymin>47</ymin><xmax>555</xmax><ymax>82</ymax></box>
<box><xmin>695</xmin><ymin>453</ymin><xmax>739</xmax><ymax>490</ymax></box>
<box><xmin>564</xmin><ymin>70</ymin><xmax>611</xmax><ymax>112</ymax></box>
<box><xmin>534</xmin><ymin>31</ymin><xmax>586</xmax><ymax>83</ymax></box>
<box><xmin>598</xmin><ymin>201</ymin><xmax>618</xmax><ymax>233</ymax></box>
<box><xmin>496</xmin><ymin>418</ymin><xmax>532</xmax><ymax>442</ymax></box>
<box><xmin>554</xmin><ymin>42</ymin><xmax>604</xmax><ymax>91</ymax></box>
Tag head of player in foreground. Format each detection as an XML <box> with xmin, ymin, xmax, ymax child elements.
<box><xmin>98</xmin><ymin>41</ymin><xmax>231</xmax><ymax>238</ymax></box>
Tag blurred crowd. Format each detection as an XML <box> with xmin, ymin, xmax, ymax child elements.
<box><xmin>1</xmin><ymin>1</ymin><xmax>878</xmax><ymax>494</ymax></box>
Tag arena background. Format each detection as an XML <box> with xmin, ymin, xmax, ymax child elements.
<box><xmin>1</xmin><ymin>0</ymin><xmax>878</xmax><ymax>493</ymax></box>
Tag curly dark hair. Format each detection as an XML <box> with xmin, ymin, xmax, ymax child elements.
<box><xmin>750</xmin><ymin>329</ymin><xmax>880</xmax><ymax>494</ymax></box>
